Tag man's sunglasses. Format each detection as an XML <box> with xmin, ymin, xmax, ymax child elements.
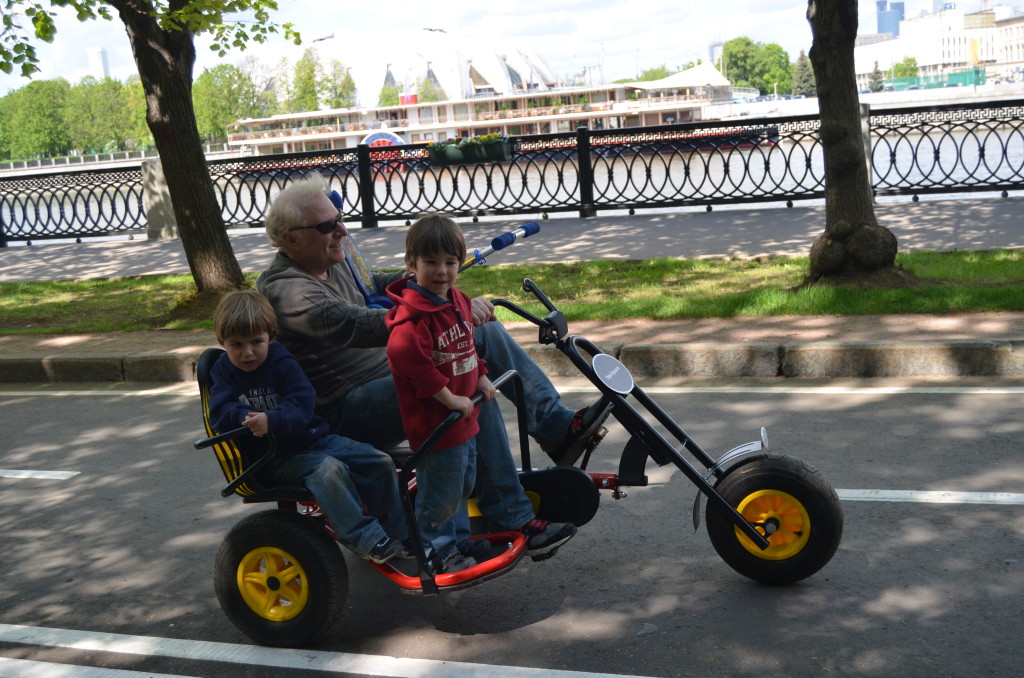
<box><xmin>290</xmin><ymin>213</ymin><xmax>344</xmax><ymax>235</ymax></box>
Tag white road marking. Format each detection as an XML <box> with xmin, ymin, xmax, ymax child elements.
<box><xmin>557</xmin><ymin>385</ymin><xmax>1024</xmax><ymax>395</ymax></box>
<box><xmin>0</xmin><ymin>385</ymin><xmax>197</xmax><ymax>397</ymax></box>
<box><xmin>837</xmin><ymin>489</ymin><xmax>1024</xmax><ymax>505</ymax></box>
<box><xmin>0</xmin><ymin>623</ymin><xmax>660</xmax><ymax>678</ymax></box>
<box><xmin>2</xmin><ymin>386</ymin><xmax>1020</xmax><ymax>507</ymax></box>
<box><xmin>4</xmin><ymin>384</ymin><xmax>1024</xmax><ymax>398</ymax></box>
<box><xmin>0</xmin><ymin>656</ymin><xmax>196</xmax><ymax>678</ymax></box>
<box><xmin>0</xmin><ymin>470</ymin><xmax>79</xmax><ymax>480</ymax></box>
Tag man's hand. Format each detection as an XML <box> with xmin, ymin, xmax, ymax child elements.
<box><xmin>470</xmin><ymin>296</ymin><xmax>497</xmax><ymax>326</ymax></box>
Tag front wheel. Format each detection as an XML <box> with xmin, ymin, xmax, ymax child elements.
<box><xmin>214</xmin><ymin>509</ymin><xmax>348</xmax><ymax>647</ymax></box>
<box><xmin>706</xmin><ymin>454</ymin><xmax>843</xmax><ymax>585</ymax></box>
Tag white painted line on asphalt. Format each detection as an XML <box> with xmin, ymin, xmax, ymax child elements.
<box><xmin>558</xmin><ymin>385</ymin><xmax>1024</xmax><ymax>395</ymax></box>
<box><xmin>3</xmin><ymin>384</ymin><xmax>1023</xmax><ymax>399</ymax></box>
<box><xmin>0</xmin><ymin>470</ymin><xmax>79</xmax><ymax>480</ymax></box>
<box><xmin>0</xmin><ymin>624</ymin><xmax>661</xmax><ymax>678</ymax></box>
<box><xmin>838</xmin><ymin>489</ymin><xmax>1024</xmax><ymax>505</ymax></box>
<box><xmin>0</xmin><ymin>656</ymin><xmax>196</xmax><ymax>678</ymax></box>
<box><xmin>0</xmin><ymin>385</ymin><xmax>198</xmax><ymax>397</ymax></box>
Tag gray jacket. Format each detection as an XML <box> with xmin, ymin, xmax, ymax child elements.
<box><xmin>256</xmin><ymin>249</ymin><xmax>404</xmax><ymax>410</ymax></box>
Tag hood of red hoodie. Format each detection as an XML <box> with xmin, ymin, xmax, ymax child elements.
<box><xmin>384</xmin><ymin>276</ymin><xmax>451</xmax><ymax>329</ymax></box>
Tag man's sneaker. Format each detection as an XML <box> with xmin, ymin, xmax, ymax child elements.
<box><xmin>458</xmin><ymin>538</ymin><xmax>492</xmax><ymax>562</ymax></box>
<box><xmin>439</xmin><ymin>551</ymin><xmax>477</xmax><ymax>573</ymax></box>
<box><xmin>521</xmin><ymin>517</ymin><xmax>577</xmax><ymax>560</ymax></box>
<box><xmin>358</xmin><ymin>536</ymin><xmax>404</xmax><ymax>564</ymax></box>
<box><xmin>541</xmin><ymin>401</ymin><xmax>613</xmax><ymax>466</ymax></box>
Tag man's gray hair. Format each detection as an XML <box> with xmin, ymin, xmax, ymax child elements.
<box><xmin>265</xmin><ymin>173</ymin><xmax>331</xmax><ymax>249</ymax></box>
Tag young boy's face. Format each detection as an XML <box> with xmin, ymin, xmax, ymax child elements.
<box><xmin>409</xmin><ymin>251</ymin><xmax>460</xmax><ymax>298</ymax></box>
<box><xmin>220</xmin><ymin>332</ymin><xmax>272</xmax><ymax>372</ymax></box>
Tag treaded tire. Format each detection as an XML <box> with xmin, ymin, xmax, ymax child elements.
<box><xmin>214</xmin><ymin>509</ymin><xmax>348</xmax><ymax>647</ymax></box>
<box><xmin>706</xmin><ymin>454</ymin><xmax>843</xmax><ymax>585</ymax></box>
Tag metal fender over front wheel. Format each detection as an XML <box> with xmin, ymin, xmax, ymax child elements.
<box><xmin>706</xmin><ymin>454</ymin><xmax>843</xmax><ymax>585</ymax></box>
<box><xmin>214</xmin><ymin>509</ymin><xmax>348</xmax><ymax>647</ymax></box>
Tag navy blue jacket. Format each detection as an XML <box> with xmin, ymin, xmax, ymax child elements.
<box><xmin>208</xmin><ymin>341</ymin><xmax>328</xmax><ymax>457</ymax></box>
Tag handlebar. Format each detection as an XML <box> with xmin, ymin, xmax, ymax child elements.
<box><xmin>194</xmin><ymin>425</ymin><xmax>250</xmax><ymax>449</ymax></box>
<box><xmin>400</xmin><ymin>370</ymin><xmax>523</xmax><ymax>486</ymax></box>
<box><xmin>460</xmin><ymin>222</ymin><xmax>540</xmax><ymax>272</ymax></box>
<box><xmin>491</xmin><ymin>277</ymin><xmax>569</xmax><ymax>344</ymax></box>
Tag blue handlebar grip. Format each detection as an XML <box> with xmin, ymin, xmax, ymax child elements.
<box><xmin>491</xmin><ymin>231</ymin><xmax>517</xmax><ymax>251</ymax></box>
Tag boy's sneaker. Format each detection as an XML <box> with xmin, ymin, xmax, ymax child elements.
<box><xmin>542</xmin><ymin>401</ymin><xmax>613</xmax><ymax>467</ymax></box>
<box><xmin>458</xmin><ymin>538</ymin><xmax>492</xmax><ymax>562</ymax></box>
<box><xmin>358</xmin><ymin>536</ymin><xmax>404</xmax><ymax>564</ymax></box>
<box><xmin>520</xmin><ymin>517</ymin><xmax>577</xmax><ymax>559</ymax></box>
<box><xmin>439</xmin><ymin>551</ymin><xmax>477</xmax><ymax>573</ymax></box>
<box><xmin>394</xmin><ymin>538</ymin><xmax>418</xmax><ymax>560</ymax></box>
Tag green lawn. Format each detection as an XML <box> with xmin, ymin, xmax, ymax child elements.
<box><xmin>1</xmin><ymin>250</ymin><xmax>1023</xmax><ymax>334</ymax></box>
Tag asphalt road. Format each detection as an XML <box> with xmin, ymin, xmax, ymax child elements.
<box><xmin>1</xmin><ymin>379</ymin><xmax>1021</xmax><ymax>678</ymax></box>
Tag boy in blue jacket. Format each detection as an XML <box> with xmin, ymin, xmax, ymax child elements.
<box><xmin>208</xmin><ymin>290</ymin><xmax>408</xmax><ymax>563</ymax></box>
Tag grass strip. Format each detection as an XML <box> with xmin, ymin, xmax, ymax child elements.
<box><xmin>1</xmin><ymin>250</ymin><xmax>1022</xmax><ymax>334</ymax></box>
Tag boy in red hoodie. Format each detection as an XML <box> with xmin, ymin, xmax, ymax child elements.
<box><xmin>385</xmin><ymin>215</ymin><xmax>495</xmax><ymax>573</ymax></box>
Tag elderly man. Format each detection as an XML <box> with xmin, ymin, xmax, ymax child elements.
<box><xmin>256</xmin><ymin>175</ymin><xmax>609</xmax><ymax>558</ymax></box>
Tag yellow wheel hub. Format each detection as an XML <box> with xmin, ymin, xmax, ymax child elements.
<box><xmin>734</xmin><ymin>489</ymin><xmax>811</xmax><ymax>560</ymax></box>
<box><xmin>237</xmin><ymin>546</ymin><xmax>310</xmax><ymax>621</ymax></box>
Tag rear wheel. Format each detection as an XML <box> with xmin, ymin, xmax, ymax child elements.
<box><xmin>214</xmin><ymin>509</ymin><xmax>348</xmax><ymax>647</ymax></box>
<box><xmin>706</xmin><ymin>455</ymin><xmax>843</xmax><ymax>585</ymax></box>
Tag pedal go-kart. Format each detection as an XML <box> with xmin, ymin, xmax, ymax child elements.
<box><xmin>193</xmin><ymin>229</ymin><xmax>843</xmax><ymax>648</ymax></box>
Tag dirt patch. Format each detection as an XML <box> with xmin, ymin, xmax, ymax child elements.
<box><xmin>797</xmin><ymin>266</ymin><xmax>930</xmax><ymax>290</ymax></box>
<box><xmin>159</xmin><ymin>290</ymin><xmax>224</xmax><ymax>327</ymax></box>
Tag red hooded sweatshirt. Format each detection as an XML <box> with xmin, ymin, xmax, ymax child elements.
<box><xmin>385</xmin><ymin>277</ymin><xmax>487</xmax><ymax>451</ymax></box>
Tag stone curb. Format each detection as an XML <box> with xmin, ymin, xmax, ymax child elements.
<box><xmin>2</xmin><ymin>341</ymin><xmax>1023</xmax><ymax>383</ymax></box>
<box><xmin>0</xmin><ymin>353</ymin><xmax>199</xmax><ymax>383</ymax></box>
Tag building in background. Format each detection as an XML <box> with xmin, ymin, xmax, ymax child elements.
<box><xmin>855</xmin><ymin>4</ymin><xmax>1024</xmax><ymax>87</ymax></box>
<box><xmin>87</xmin><ymin>47</ymin><xmax>109</xmax><ymax>80</ymax></box>
<box><xmin>877</xmin><ymin>1</ymin><xmax>906</xmax><ymax>37</ymax></box>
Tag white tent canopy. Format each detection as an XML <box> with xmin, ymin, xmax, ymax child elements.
<box><xmin>625</xmin><ymin>62</ymin><xmax>730</xmax><ymax>90</ymax></box>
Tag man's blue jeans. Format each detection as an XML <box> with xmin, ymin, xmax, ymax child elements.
<box><xmin>267</xmin><ymin>435</ymin><xmax>407</xmax><ymax>554</ymax></box>
<box><xmin>327</xmin><ymin>321</ymin><xmax>575</xmax><ymax>530</ymax></box>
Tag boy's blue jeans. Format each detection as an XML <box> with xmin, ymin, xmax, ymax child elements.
<box><xmin>415</xmin><ymin>438</ymin><xmax>477</xmax><ymax>561</ymax></box>
<box><xmin>327</xmin><ymin>321</ymin><xmax>574</xmax><ymax>531</ymax></box>
<box><xmin>267</xmin><ymin>435</ymin><xmax>407</xmax><ymax>555</ymax></box>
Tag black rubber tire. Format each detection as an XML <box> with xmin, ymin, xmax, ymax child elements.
<box><xmin>214</xmin><ymin>509</ymin><xmax>348</xmax><ymax>647</ymax></box>
<box><xmin>706</xmin><ymin>454</ymin><xmax>843</xmax><ymax>585</ymax></box>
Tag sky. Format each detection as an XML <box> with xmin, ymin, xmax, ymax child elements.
<box><xmin>0</xmin><ymin>0</ymin><xmax>992</xmax><ymax>100</ymax></box>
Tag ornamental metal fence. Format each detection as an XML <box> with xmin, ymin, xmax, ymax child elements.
<box><xmin>2</xmin><ymin>98</ymin><xmax>1023</xmax><ymax>245</ymax></box>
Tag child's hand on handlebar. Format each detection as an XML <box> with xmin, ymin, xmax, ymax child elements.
<box><xmin>433</xmin><ymin>387</ymin><xmax>475</xmax><ymax>417</ymax></box>
<box><xmin>242</xmin><ymin>411</ymin><xmax>269</xmax><ymax>437</ymax></box>
<box><xmin>476</xmin><ymin>375</ymin><xmax>496</xmax><ymax>402</ymax></box>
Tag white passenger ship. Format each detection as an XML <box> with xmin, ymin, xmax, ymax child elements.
<box><xmin>225</xmin><ymin>63</ymin><xmax>740</xmax><ymax>156</ymax></box>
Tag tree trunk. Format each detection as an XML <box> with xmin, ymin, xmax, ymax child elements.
<box><xmin>110</xmin><ymin>0</ymin><xmax>244</xmax><ymax>294</ymax></box>
<box><xmin>806</xmin><ymin>0</ymin><xmax>897</xmax><ymax>278</ymax></box>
